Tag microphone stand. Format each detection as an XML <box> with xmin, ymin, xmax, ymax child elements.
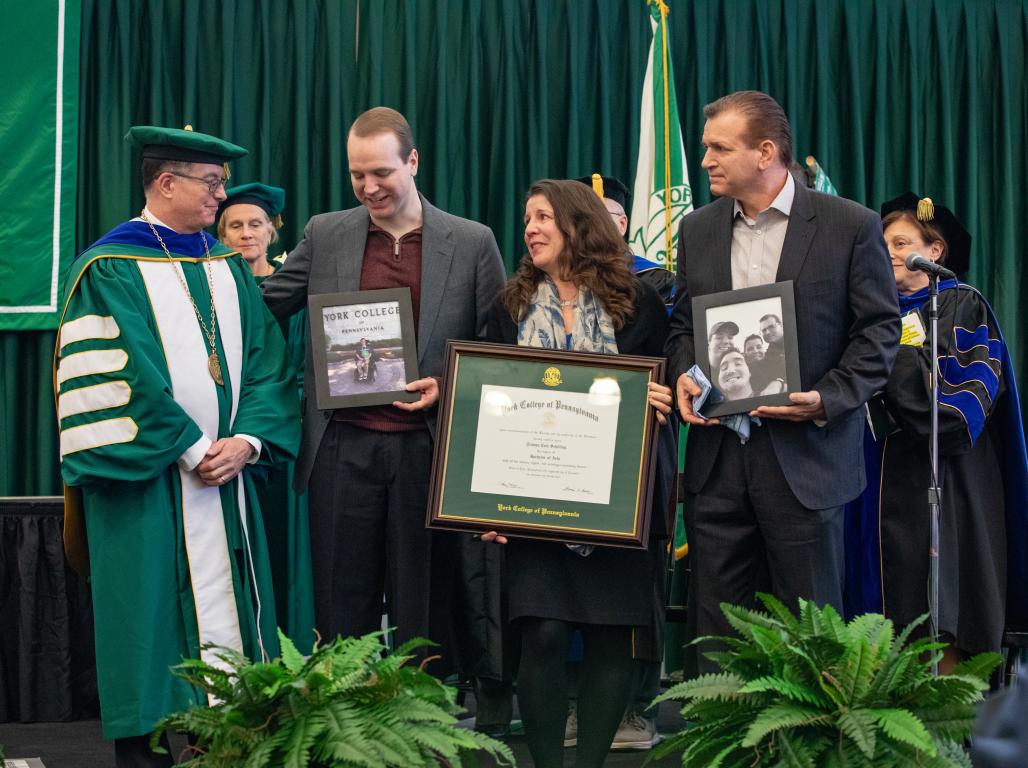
<box><xmin>927</xmin><ymin>273</ymin><xmax>942</xmax><ymax>676</ymax></box>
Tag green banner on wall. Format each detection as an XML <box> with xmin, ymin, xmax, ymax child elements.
<box><xmin>0</xmin><ymin>0</ymin><xmax>79</xmax><ymax>330</ymax></box>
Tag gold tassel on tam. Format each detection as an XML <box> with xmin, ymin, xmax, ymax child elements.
<box><xmin>590</xmin><ymin>173</ymin><xmax>605</xmax><ymax>200</ymax></box>
<box><xmin>917</xmin><ymin>196</ymin><xmax>935</xmax><ymax>222</ymax></box>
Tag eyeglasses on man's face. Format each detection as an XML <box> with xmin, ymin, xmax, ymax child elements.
<box><xmin>170</xmin><ymin>172</ymin><xmax>229</xmax><ymax>195</ymax></box>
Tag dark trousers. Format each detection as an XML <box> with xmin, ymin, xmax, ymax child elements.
<box><xmin>628</xmin><ymin>659</ymin><xmax>662</xmax><ymax>716</ymax></box>
<box><xmin>518</xmin><ymin>619</ymin><xmax>634</xmax><ymax>768</ymax></box>
<box><xmin>683</xmin><ymin>424</ymin><xmax>844</xmax><ymax>675</ymax></box>
<box><xmin>114</xmin><ymin>733</ymin><xmax>173</xmax><ymax>768</ymax></box>
<box><xmin>307</xmin><ymin>422</ymin><xmax>453</xmax><ymax>664</ymax></box>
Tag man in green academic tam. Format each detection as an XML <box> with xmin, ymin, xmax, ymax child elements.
<box><xmin>54</xmin><ymin>125</ymin><xmax>300</xmax><ymax>767</ymax></box>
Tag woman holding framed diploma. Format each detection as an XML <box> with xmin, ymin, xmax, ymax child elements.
<box><xmin>480</xmin><ymin>179</ymin><xmax>674</xmax><ymax>767</ymax></box>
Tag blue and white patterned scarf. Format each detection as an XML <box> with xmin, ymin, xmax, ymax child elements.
<box><xmin>517</xmin><ymin>278</ymin><xmax>619</xmax><ymax>354</ymax></box>
<box><xmin>517</xmin><ymin>278</ymin><xmax>618</xmax><ymax>557</ymax></box>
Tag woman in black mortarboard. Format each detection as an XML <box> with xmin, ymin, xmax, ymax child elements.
<box><xmin>844</xmin><ymin>192</ymin><xmax>1028</xmax><ymax>671</ymax></box>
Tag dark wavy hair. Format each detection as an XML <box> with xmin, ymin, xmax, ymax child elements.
<box><xmin>501</xmin><ymin>179</ymin><xmax>636</xmax><ymax>328</ymax></box>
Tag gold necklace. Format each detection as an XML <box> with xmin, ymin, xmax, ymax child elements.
<box><xmin>141</xmin><ymin>212</ymin><xmax>225</xmax><ymax>385</ymax></box>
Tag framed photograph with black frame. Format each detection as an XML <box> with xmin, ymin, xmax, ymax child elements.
<box><xmin>308</xmin><ymin>287</ymin><xmax>420</xmax><ymax>409</ymax></box>
<box><xmin>692</xmin><ymin>280</ymin><xmax>801</xmax><ymax>417</ymax></box>
<box><xmin>426</xmin><ymin>340</ymin><xmax>665</xmax><ymax>549</ymax></box>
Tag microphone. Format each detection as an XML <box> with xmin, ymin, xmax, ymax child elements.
<box><xmin>905</xmin><ymin>253</ymin><xmax>955</xmax><ymax>279</ymax></box>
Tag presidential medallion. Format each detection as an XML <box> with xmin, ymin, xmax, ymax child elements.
<box><xmin>208</xmin><ymin>352</ymin><xmax>225</xmax><ymax>385</ymax></box>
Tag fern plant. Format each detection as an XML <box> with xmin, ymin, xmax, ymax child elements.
<box><xmin>651</xmin><ymin>594</ymin><xmax>1000</xmax><ymax>768</ymax></box>
<box><xmin>152</xmin><ymin>629</ymin><xmax>515</xmax><ymax>767</ymax></box>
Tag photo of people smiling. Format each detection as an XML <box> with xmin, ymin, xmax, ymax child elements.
<box><xmin>705</xmin><ymin>295</ymin><xmax>789</xmax><ymax>401</ymax></box>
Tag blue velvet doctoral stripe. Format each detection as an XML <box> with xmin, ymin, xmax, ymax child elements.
<box><xmin>843</xmin><ymin>428</ymin><xmax>885</xmax><ymax>618</ymax></box>
<box><xmin>89</xmin><ymin>220</ymin><xmax>221</xmax><ymax>256</ymax></box>
<box><xmin>632</xmin><ymin>254</ymin><xmax>662</xmax><ymax>272</ymax></box>
<box><xmin>899</xmin><ymin>282</ymin><xmax>996</xmax><ymax>442</ymax></box>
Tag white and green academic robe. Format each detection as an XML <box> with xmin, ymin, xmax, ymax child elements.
<box><xmin>55</xmin><ymin>220</ymin><xmax>300</xmax><ymax>739</ymax></box>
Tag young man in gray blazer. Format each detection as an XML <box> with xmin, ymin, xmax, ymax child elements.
<box><xmin>261</xmin><ymin>107</ymin><xmax>506</xmax><ymax>660</ymax></box>
<box><xmin>665</xmin><ymin>91</ymin><xmax>900</xmax><ymax>674</ymax></box>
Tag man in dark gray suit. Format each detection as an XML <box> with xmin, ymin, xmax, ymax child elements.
<box><xmin>665</xmin><ymin>91</ymin><xmax>899</xmax><ymax>673</ymax></box>
<box><xmin>261</xmin><ymin>107</ymin><xmax>505</xmax><ymax>657</ymax></box>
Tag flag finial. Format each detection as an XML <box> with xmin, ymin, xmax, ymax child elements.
<box><xmin>590</xmin><ymin>173</ymin><xmax>605</xmax><ymax>200</ymax></box>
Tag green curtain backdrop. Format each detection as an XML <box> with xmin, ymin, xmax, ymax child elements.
<box><xmin>2</xmin><ymin>0</ymin><xmax>1026</xmax><ymax>495</ymax></box>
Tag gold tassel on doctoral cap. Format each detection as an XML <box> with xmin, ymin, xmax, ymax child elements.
<box><xmin>184</xmin><ymin>123</ymin><xmax>231</xmax><ymax>179</ymax></box>
<box><xmin>917</xmin><ymin>197</ymin><xmax>935</xmax><ymax>222</ymax></box>
<box><xmin>590</xmin><ymin>172</ymin><xmax>605</xmax><ymax>200</ymax></box>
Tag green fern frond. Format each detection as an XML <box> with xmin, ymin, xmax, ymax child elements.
<box><xmin>277</xmin><ymin>629</ymin><xmax>306</xmax><ymax>675</ymax></box>
<box><xmin>951</xmin><ymin>652</ymin><xmax>1002</xmax><ymax>682</ymax></box>
<box><xmin>933</xmin><ymin>738</ymin><xmax>974</xmax><ymax>768</ymax></box>
<box><xmin>282</xmin><ymin>712</ymin><xmax>322</xmax><ymax>768</ymax></box>
<box><xmin>820</xmin><ymin>735</ymin><xmax>876</xmax><ymax>768</ymax></box>
<box><xmin>756</xmin><ymin>592</ymin><xmax>801</xmax><ymax>634</ymax></box>
<box><xmin>890</xmin><ymin>614</ymin><xmax>929</xmax><ymax>655</ymax></box>
<box><xmin>869</xmin><ymin>707</ymin><xmax>936</xmax><ymax>756</ymax></box>
<box><xmin>837</xmin><ymin>708</ymin><xmax>877</xmax><ymax>758</ymax></box>
<box><xmin>749</xmin><ymin>624</ymin><xmax>788</xmax><ymax>660</ymax></box>
<box><xmin>654</xmin><ymin>672</ymin><xmax>746</xmax><ymax>705</ymax></box>
<box><xmin>816</xmin><ymin>603</ymin><xmax>850</xmax><ymax>644</ymax></box>
<box><xmin>913</xmin><ymin>704</ymin><xmax>979</xmax><ymax>742</ymax></box>
<box><xmin>737</xmin><ymin>676</ymin><xmax>828</xmax><ymax>707</ymax></box>
<box><xmin>837</xmin><ymin>636</ymin><xmax>875</xmax><ymax>703</ymax></box>
<box><xmin>773</xmin><ymin>731</ymin><xmax>831</xmax><ymax>768</ymax></box>
<box><xmin>721</xmin><ymin>602</ymin><xmax>784</xmax><ymax>639</ymax></box>
<box><xmin>741</xmin><ymin>703</ymin><xmax>831</xmax><ymax>747</ymax></box>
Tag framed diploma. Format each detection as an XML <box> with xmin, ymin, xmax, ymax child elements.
<box><xmin>427</xmin><ymin>340</ymin><xmax>665</xmax><ymax>548</ymax></box>
<box><xmin>308</xmin><ymin>288</ymin><xmax>420</xmax><ymax>409</ymax></box>
<box><xmin>691</xmin><ymin>281</ymin><xmax>801</xmax><ymax>418</ymax></box>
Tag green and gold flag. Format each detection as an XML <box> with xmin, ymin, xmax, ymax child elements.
<box><xmin>0</xmin><ymin>0</ymin><xmax>80</xmax><ymax>330</ymax></box>
<box><xmin>628</xmin><ymin>0</ymin><xmax>692</xmax><ymax>271</ymax></box>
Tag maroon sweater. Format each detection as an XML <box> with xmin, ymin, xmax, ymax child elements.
<box><xmin>332</xmin><ymin>223</ymin><xmax>425</xmax><ymax>431</ymax></box>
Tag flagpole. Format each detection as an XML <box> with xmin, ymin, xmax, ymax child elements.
<box><xmin>655</xmin><ymin>0</ymin><xmax>674</xmax><ymax>271</ymax></box>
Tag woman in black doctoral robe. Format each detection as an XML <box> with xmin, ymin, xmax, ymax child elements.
<box><xmin>845</xmin><ymin>193</ymin><xmax>1028</xmax><ymax>671</ymax></box>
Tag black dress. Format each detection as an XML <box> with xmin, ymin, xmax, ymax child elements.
<box><xmin>483</xmin><ymin>279</ymin><xmax>672</xmax><ymax>634</ymax></box>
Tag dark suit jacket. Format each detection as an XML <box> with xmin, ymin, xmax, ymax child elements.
<box><xmin>665</xmin><ymin>182</ymin><xmax>900</xmax><ymax>509</ymax></box>
<box><xmin>261</xmin><ymin>195</ymin><xmax>506</xmax><ymax>489</ymax></box>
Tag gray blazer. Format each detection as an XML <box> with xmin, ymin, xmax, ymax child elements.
<box><xmin>261</xmin><ymin>195</ymin><xmax>506</xmax><ymax>489</ymax></box>
<box><xmin>665</xmin><ymin>182</ymin><xmax>900</xmax><ymax>509</ymax></box>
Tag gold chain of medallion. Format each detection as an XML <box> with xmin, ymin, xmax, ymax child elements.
<box><xmin>141</xmin><ymin>211</ymin><xmax>225</xmax><ymax>385</ymax></box>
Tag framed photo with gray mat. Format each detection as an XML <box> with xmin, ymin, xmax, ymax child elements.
<box><xmin>692</xmin><ymin>281</ymin><xmax>800</xmax><ymax>417</ymax></box>
<box><xmin>427</xmin><ymin>340</ymin><xmax>664</xmax><ymax>549</ymax></box>
<box><xmin>308</xmin><ymin>288</ymin><xmax>419</xmax><ymax>409</ymax></box>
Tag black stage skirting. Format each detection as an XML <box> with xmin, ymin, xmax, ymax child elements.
<box><xmin>0</xmin><ymin>496</ymin><xmax>98</xmax><ymax>722</ymax></box>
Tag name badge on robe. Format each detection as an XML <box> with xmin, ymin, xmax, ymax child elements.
<box><xmin>900</xmin><ymin>310</ymin><xmax>926</xmax><ymax>347</ymax></box>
